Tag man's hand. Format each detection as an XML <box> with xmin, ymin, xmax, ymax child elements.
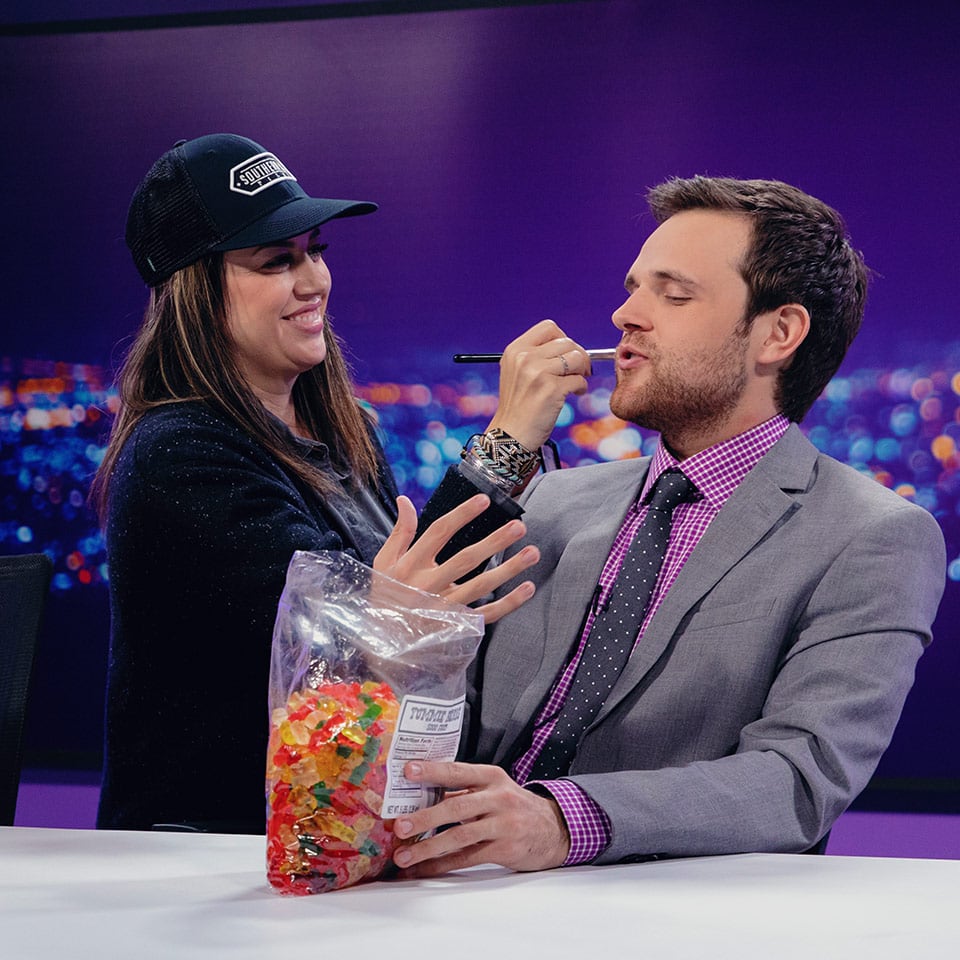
<box><xmin>391</xmin><ymin>761</ymin><xmax>571</xmax><ymax>876</ymax></box>
<box><xmin>487</xmin><ymin>319</ymin><xmax>591</xmax><ymax>452</ymax></box>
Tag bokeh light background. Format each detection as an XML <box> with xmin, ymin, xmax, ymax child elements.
<box><xmin>4</xmin><ymin>350</ymin><xmax>960</xmax><ymax>590</ymax></box>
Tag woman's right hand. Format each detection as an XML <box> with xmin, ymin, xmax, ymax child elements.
<box><xmin>485</xmin><ymin>319</ymin><xmax>591</xmax><ymax>452</ymax></box>
<box><xmin>374</xmin><ymin>495</ymin><xmax>539</xmax><ymax>624</ymax></box>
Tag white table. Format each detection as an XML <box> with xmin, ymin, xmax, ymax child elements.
<box><xmin>2</xmin><ymin>826</ymin><xmax>958</xmax><ymax>959</ymax></box>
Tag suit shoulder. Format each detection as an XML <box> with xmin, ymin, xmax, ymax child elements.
<box><xmin>814</xmin><ymin>451</ymin><xmax>935</xmax><ymax>517</ymax></box>
<box><xmin>806</xmin><ymin>452</ymin><xmax>945</xmax><ymax>564</ymax></box>
<box><xmin>774</xmin><ymin>426</ymin><xmax>938</xmax><ymax>528</ymax></box>
<box><xmin>523</xmin><ymin>457</ymin><xmax>649</xmax><ymax>501</ymax></box>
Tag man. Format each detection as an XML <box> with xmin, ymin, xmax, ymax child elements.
<box><xmin>397</xmin><ymin>177</ymin><xmax>946</xmax><ymax>874</ymax></box>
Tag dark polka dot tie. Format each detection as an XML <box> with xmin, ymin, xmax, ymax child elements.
<box><xmin>528</xmin><ymin>469</ymin><xmax>698</xmax><ymax>780</ymax></box>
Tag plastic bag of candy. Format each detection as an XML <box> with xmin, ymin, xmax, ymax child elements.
<box><xmin>266</xmin><ymin>550</ymin><xmax>485</xmax><ymax>895</ymax></box>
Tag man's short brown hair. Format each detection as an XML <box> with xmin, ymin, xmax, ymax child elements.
<box><xmin>647</xmin><ymin>176</ymin><xmax>869</xmax><ymax>421</ymax></box>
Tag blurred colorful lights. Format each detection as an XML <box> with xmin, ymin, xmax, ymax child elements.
<box><xmin>3</xmin><ymin>347</ymin><xmax>958</xmax><ymax>590</ymax></box>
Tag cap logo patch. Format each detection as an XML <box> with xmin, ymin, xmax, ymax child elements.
<box><xmin>229</xmin><ymin>152</ymin><xmax>297</xmax><ymax>196</ymax></box>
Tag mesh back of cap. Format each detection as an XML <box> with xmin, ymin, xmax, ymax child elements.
<box><xmin>126</xmin><ymin>151</ymin><xmax>222</xmax><ymax>285</ymax></box>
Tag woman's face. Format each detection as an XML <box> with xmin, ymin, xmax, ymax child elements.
<box><xmin>222</xmin><ymin>228</ymin><xmax>331</xmax><ymax>396</ymax></box>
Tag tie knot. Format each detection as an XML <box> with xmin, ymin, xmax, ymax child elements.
<box><xmin>646</xmin><ymin>469</ymin><xmax>697</xmax><ymax>514</ymax></box>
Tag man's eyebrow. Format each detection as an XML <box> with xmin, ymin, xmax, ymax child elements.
<box><xmin>624</xmin><ymin>269</ymin><xmax>701</xmax><ymax>293</ymax></box>
<box><xmin>652</xmin><ymin>269</ymin><xmax>701</xmax><ymax>289</ymax></box>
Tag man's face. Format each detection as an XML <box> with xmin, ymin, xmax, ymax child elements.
<box><xmin>609</xmin><ymin>209</ymin><xmax>759</xmax><ymax>454</ymax></box>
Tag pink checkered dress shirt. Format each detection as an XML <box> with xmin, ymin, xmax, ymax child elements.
<box><xmin>514</xmin><ymin>416</ymin><xmax>790</xmax><ymax>864</ymax></box>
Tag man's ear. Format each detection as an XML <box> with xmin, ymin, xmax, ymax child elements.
<box><xmin>755</xmin><ymin>303</ymin><xmax>810</xmax><ymax>367</ymax></box>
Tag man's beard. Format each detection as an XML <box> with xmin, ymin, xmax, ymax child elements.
<box><xmin>609</xmin><ymin>330</ymin><xmax>750</xmax><ymax>445</ymax></box>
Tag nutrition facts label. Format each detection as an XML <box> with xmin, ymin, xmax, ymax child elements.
<box><xmin>381</xmin><ymin>694</ymin><xmax>464</xmax><ymax>818</ymax></box>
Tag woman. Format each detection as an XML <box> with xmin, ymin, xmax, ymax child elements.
<box><xmin>92</xmin><ymin>134</ymin><xmax>584</xmax><ymax>832</ymax></box>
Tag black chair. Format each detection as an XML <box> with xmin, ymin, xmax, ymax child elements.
<box><xmin>0</xmin><ymin>553</ymin><xmax>53</xmax><ymax>826</ymax></box>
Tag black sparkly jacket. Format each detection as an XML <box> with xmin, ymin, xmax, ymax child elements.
<box><xmin>96</xmin><ymin>401</ymin><xmax>513</xmax><ymax>832</ymax></box>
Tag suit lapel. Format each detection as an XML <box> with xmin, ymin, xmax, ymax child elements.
<box><xmin>594</xmin><ymin>425</ymin><xmax>818</xmax><ymax>724</ymax></box>
<box><xmin>497</xmin><ymin>462</ymin><xmax>651</xmax><ymax>757</ymax></box>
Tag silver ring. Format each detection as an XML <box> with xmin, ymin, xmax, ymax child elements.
<box><xmin>559</xmin><ymin>354</ymin><xmax>570</xmax><ymax>376</ymax></box>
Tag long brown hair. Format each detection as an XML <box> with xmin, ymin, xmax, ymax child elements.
<box><xmin>91</xmin><ymin>252</ymin><xmax>380</xmax><ymax>519</ymax></box>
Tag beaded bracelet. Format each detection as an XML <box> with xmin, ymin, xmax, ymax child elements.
<box><xmin>461</xmin><ymin>428</ymin><xmax>541</xmax><ymax>495</ymax></box>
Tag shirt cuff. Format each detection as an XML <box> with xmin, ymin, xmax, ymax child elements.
<box><xmin>525</xmin><ymin>779</ymin><xmax>612</xmax><ymax>866</ymax></box>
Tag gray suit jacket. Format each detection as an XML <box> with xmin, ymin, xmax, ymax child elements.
<box><xmin>466</xmin><ymin>424</ymin><xmax>946</xmax><ymax>862</ymax></box>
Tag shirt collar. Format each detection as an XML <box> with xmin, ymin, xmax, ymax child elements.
<box><xmin>266</xmin><ymin>410</ymin><xmax>351</xmax><ymax>480</ymax></box>
<box><xmin>642</xmin><ymin>415</ymin><xmax>790</xmax><ymax>510</ymax></box>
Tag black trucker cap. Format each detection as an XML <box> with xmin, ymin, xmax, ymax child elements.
<box><xmin>126</xmin><ymin>133</ymin><xmax>377</xmax><ymax>286</ymax></box>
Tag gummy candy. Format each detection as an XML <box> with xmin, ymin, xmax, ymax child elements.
<box><xmin>266</xmin><ymin>680</ymin><xmax>402</xmax><ymax>894</ymax></box>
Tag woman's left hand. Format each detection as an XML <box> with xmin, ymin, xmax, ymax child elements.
<box><xmin>374</xmin><ymin>495</ymin><xmax>539</xmax><ymax>623</ymax></box>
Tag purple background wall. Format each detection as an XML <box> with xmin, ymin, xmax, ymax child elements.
<box><xmin>2</xmin><ymin>0</ymin><xmax>958</xmax><ymax>802</ymax></box>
